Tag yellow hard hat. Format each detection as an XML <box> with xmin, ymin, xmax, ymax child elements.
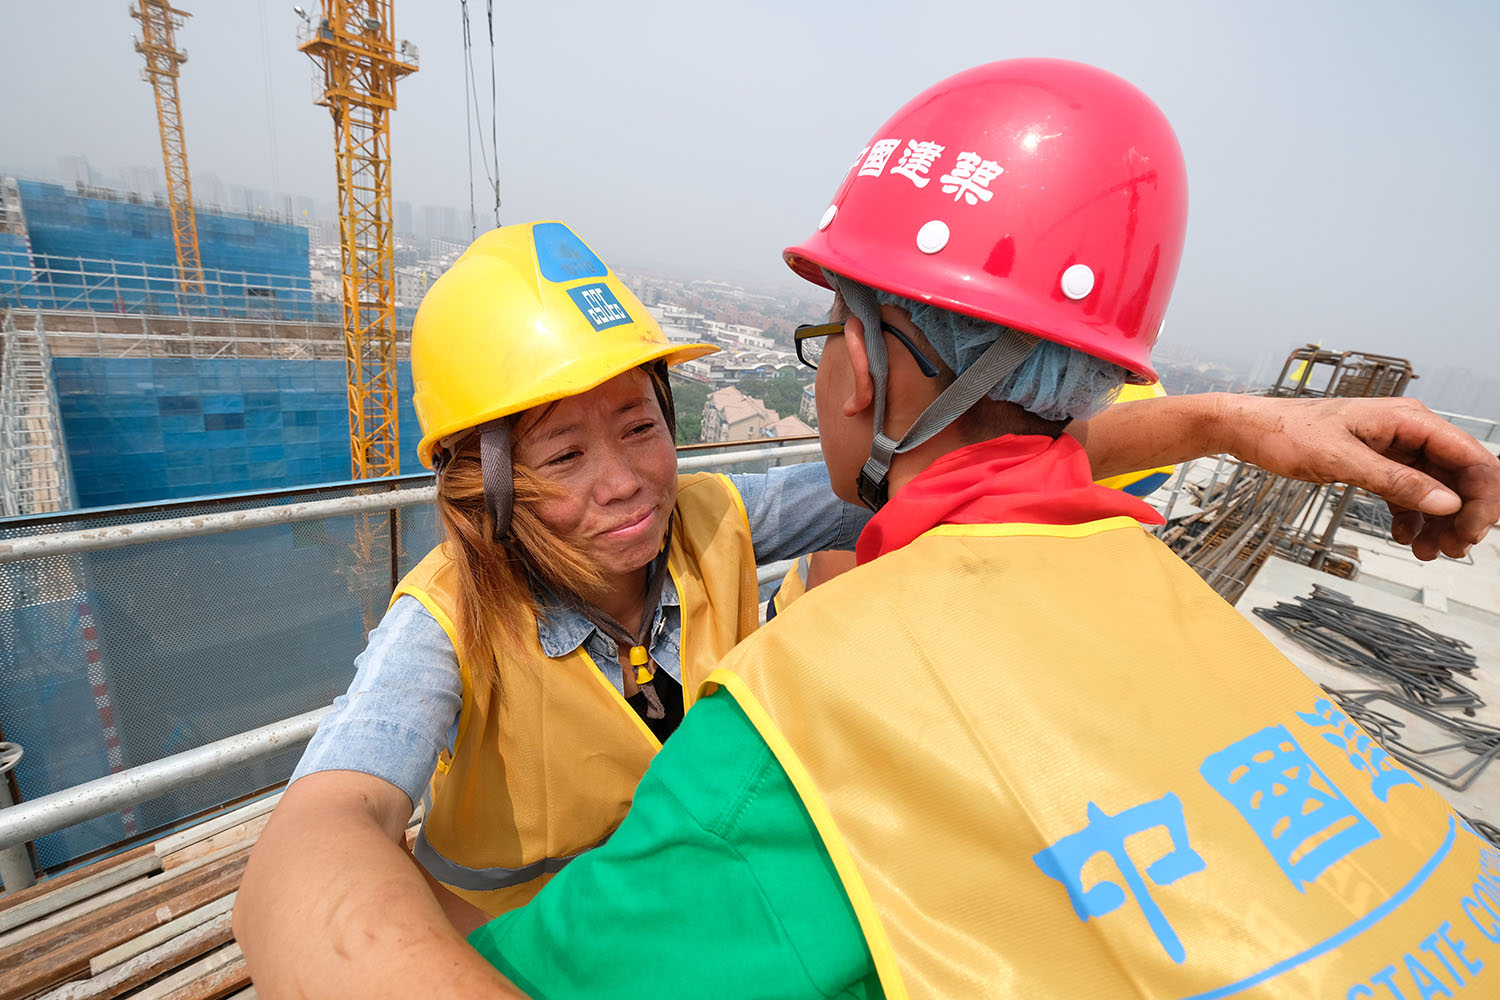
<box><xmin>1094</xmin><ymin>381</ymin><xmax>1176</xmax><ymax>497</ymax></box>
<box><xmin>410</xmin><ymin>221</ymin><xmax>718</xmax><ymax>468</ymax></box>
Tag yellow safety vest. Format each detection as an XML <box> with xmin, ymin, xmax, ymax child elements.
<box><xmin>706</xmin><ymin>518</ymin><xmax>1498</xmax><ymax>999</ymax></box>
<box><xmin>398</xmin><ymin>472</ymin><xmax>759</xmax><ymax>916</ymax></box>
<box><xmin>770</xmin><ymin>554</ymin><xmax>811</xmax><ymax>618</ymax></box>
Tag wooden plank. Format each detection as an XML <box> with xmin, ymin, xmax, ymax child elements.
<box><xmin>131</xmin><ymin>943</ymin><xmax>244</xmax><ymax>1000</ymax></box>
<box><xmin>0</xmin><ymin>840</ymin><xmax>250</xmax><ymax>952</ymax></box>
<box><xmin>0</xmin><ymin>846</ymin><xmax>154</xmax><ymax>916</ymax></box>
<box><xmin>32</xmin><ymin>912</ymin><xmax>233</xmax><ymax>1000</ymax></box>
<box><xmin>153</xmin><ymin>795</ymin><xmax>280</xmax><ymax>859</ymax></box>
<box><xmin>156</xmin><ymin>951</ymin><xmax>249</xmax><ymax>1000</ymax></box>
<box><xmin>0</xmin><ymin>855</ymin><xmax>162</xmax><ymax>934</ymax></box>
<box><xmin>161</xmin><ymin>815</ymin><xmax>269</xmax><ymax>872</ymax></box>
<box><xmin>224</xmin><ymin>989</ymin><xmax>257</xmax><ymax>1000</ymax></box>
<box><xmin>0</xmin><ymin>854</ymin><xmax>246</xmax><ymax>1000</ymax></box>
<box><xmin>90</xmin><ymin>892</ymin><xmax>236</xmax><ymax>975</ymax></box>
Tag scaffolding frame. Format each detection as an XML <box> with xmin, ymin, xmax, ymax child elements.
<box><xmin>0</xmin><ymin>312</ymin><xmax>75</xmax><ymax>517</ymax></box>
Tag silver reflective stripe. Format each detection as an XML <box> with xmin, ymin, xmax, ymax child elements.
<box><xmin>795</xmin><ymin>553</ymin><xmax>812</xmax><ymax>583</ymax></box>
<box><xmin>412</xmin><ymin>825</ymin><xmax>605</xmax><ymax>892</ymax></box>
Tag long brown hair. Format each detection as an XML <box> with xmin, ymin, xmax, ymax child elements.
<box><xmin>434</xmin><ymin>430</ymin><xmax>607</xmax><ymax>695</ymax></box>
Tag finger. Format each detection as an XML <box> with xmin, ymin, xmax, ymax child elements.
<box><xmin>1333</xmin><ymin>449</ymin><xmax>1460</xmax><ymax>516</ymax></box>
<box><xmin>1359</xmin><ymin>405</ymin><xmax>1500</xmax><ymax>515</ymax></box>
<box><xmin>1450</xmin><ymin>462</ymin><xmax>1500</xmax><ymax>545</ymax></box>
<box><xmin>1390</xmin><ymin>509</ymin><xmax>1423</xmax><ymax>547</ymax></box>
<box><xmin>1411</xmin><ymin>517</ymin><xmax>1445</xmax><ymax>562</ymax></box>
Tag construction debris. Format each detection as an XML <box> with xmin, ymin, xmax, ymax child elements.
<box><xmin>1253</xmin><ymin>585</ymin><xmax>1480</xmax><ymax>709</ymax></box>
<box><xmin>1323</xmin><ymin>688</ymin><xmax>1500</xmax><ymax>793</ymax></box>
<box><xmin>1161</xmin><ymin>345</ymin><xmax>1417</xmax><ymax>604</ymax></box>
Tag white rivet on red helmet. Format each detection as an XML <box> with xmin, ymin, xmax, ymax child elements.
<box><xmin>1061</xmin><ymin>263</ymin><xmax>1095</xmax><ymax>300</ymax></box>
<box><xmin>916</xmin><ymin>220</ymin><xmax>949</xmax><ymax>254</ymax></box>
<box><xmin>818</xmin><ymin>205</ymin><xmax>837</xmax><ymax>231</ymax></box>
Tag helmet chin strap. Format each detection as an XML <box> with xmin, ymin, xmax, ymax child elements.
<box><xmin>827</xmin><ymin>273</ymin><xmax>1038</xmax><ymax>511</ymax></box>
<box><xmin>477</xmin><ymin>417</ymin><xmax>515</xmax><ymax>542</ymax></box>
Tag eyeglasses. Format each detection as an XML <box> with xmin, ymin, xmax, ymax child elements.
<box><xmin>794</xmin><ymin>321</ymin><xmax>942</xmax><ymax>378</ymax></box>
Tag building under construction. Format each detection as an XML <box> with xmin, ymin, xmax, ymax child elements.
<box><xmin>0</xmin><ymin>179</ymin><xmax>423</xmax><ymax>510</ymax></box>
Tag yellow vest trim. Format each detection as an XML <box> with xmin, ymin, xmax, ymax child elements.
<box><xmin>701</xmin><ymin>667</ymin><xmax>909</xmax><ymax>1000</ymax></box>
<box><xmin>919</xmin><ymin>514</ymin><xmax>1144</xmax><ymax>542</ymax></box>
<box><xmin>581</xmin><ymin>645</ymin><xmax>663</xmax><ymax>752</ymax></box>
<box><xmin>390</xmin><ymin>581</ymin><xmax>470</xmax><ymax>776</ymax></box>
<box><xmin>715</xmin><ymin>472</ymin><xmax>753</xmax><ymax>538</ymax></box>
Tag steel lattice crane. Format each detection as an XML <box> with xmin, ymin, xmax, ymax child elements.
<box><xmin>297</xmin><ymin>2</ymin><xmax>417</xmax><ymax>480</ymax></box>
<box><xmin>131</xmin><ymin>0</ymin><xmax>205</xmax><ymax>297</ymax></box>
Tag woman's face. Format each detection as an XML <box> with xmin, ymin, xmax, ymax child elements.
<box><xmin>513</xmin><ymin>369</ymin><xmax>678</xmax><ymax>582</ymax></box>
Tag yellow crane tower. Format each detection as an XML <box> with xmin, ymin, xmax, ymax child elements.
<box><xmin>297</xmin><ymin>2</ymin><xmax>417</xmax><ymax>480</ymax></box>
<box><xmin>131</xmin><ymin>0</ymin><xmax>205</xmax><ymax>297</ymax></box>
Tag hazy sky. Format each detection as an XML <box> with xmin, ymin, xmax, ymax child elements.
<box><xmin>1</xmin><ymin>1</ymin><xmax>1496</xmax><ymax>374</ymax></box>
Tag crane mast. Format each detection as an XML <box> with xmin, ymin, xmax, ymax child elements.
<box><xmin>298</xmin><ymin>2</ymin><xmax>417</xmax><ymax>480</ymax></box>
<box><xmin>131</xmin><ymin>0</ymin><xmax>205</xmax><ymax>298</ymax></box>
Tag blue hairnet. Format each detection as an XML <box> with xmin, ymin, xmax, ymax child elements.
<box><xmin>875</xmin><ymin>289</ymin><xmax>1129</xmax><ymax>423</ymax></box>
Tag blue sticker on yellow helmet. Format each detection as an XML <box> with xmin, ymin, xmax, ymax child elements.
<box><xmin>533</xmin><ymin>222</ymin><xmax>608</xmax><ymax>283</ymax></box>
<box><xmin>568</xmin><ymin>282</ymin><xmax>633</xmax><ymax>331</ymax></box>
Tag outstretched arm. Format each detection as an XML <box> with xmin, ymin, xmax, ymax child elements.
<box><xmin>1071</xmin><ymin>393</ymin><xmax>1499</xmax><ymax>560</ymax></box>
<box><xmin>236</xmin><ymin>772</ymin><xmax>525</xmax><ymax>1000</ymax></box>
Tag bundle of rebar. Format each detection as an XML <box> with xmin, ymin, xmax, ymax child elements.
<box><xmin>1162</xmin><ymin>468</ymin><xmax>1354</xmax><ymax>605</ymax></box>
<box><xmin>1343</xmin><ymin>488</ymin><xmax>1395</xmax><ymax>537</ymax></box>
<box><xmin>1324</xmin><ymin>687</ymin><xmax>1500</xmax><ymax>792</ymax></box>
<box><xmin>1253</xmin><ymin>585</ymin><xmax>1480</xmax><ymax>709</ymax></box>
<box><xmin>1161</xmin><ymin>345</ymin><xmax>1417</xmax><ymax>604</ymax></box>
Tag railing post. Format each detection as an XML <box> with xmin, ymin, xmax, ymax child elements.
<box><xmin>0</xmin><ymin>743</ymin><xmax>35</xmax><ymax>892</ymax></box>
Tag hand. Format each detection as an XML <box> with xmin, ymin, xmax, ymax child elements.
<box><xmin>1222</xmin><ymin>395</ymin><xmax>1499</xmax><ymax>561</ymax></box>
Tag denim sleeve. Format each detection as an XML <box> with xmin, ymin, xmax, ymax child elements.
<box><xmin>288</xmin><ymin>595</ymin><xmax>463</xmax><ymax>809</ymax></box>
<box><xmin>727</xmin><ymin>461</ymin><xmax>871</xmax><ymax>564</ymax></box>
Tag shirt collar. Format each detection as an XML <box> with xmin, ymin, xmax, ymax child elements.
<box><xmin>533</xmin><ymin>575</ymin><xmax>682</xmax><ymax>659</ymax></box>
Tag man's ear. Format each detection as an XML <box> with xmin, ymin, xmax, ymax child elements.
<box><xmin>841</xmin><ymin>316</ymin><xmax>876</xmax><ymax>418</ymax></box>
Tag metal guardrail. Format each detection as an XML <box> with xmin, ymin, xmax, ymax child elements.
<box><xmin>0</xmin><ymin>436</ymin><xmax>823</xmax><ymax>881</ymax></box>
<box><xmin>0</xmin><ymin>487</ymin><xmax>436</xmax><ymax>564</ymax></box>
<box><xmin>0</xmin><ymin>711</ymin><xmax>328</xmax><ymax>853</ymax></box>
<box><xmin>1433</xmin><ymin>409</ymin><xmax>1500</xmax><ymax>444</ymax></box>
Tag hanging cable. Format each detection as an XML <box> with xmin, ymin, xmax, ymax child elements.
<box><xmin>460</xmin><ymin>0</ymin><xmax>498</xmax><ymax>235</ymax></box>
<box><xmin>461</xmin><ymin>0</ymin><xmax>477</xmax><ymax>240</ymax></box>
<box><xmin>486</xmin><ymin>0</ymin><xmax>501</xmax><ymax>226</ymax></box>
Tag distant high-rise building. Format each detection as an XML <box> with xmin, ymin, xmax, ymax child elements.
<box><xmin>396</xmin><ymin>200</ymin><xmax>413</xmax><ymax>237</ymax></box>
<box><xmin>120</xmin><ymin>165</ymin><xmax>160</xmax><ymax>198</ymax></box>
<box><xmin>419</xmin><ymin>204</ymin><xmax>442</xmax><ymax>248</ymax></box>
<box><xmin>197</xmin><ymin>172</ymin><xmax>228</xmax><ymax>208</ymax></box>
<box><xmin>59</xmin><ymin>155</ymin><xmax>94</xmax><ymax>188</ymax></box>
<box><xmin>442</xmin><ymin>206</ymin><xmax>461</xmax><ymax>241</ymax></box>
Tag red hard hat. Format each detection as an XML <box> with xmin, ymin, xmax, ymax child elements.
<box><xmin>784</xmin><ymin>59</ymin><xmax>1187</xmax><ymax>383</ymax></box>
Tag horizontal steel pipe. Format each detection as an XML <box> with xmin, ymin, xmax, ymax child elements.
<box><xmin>676</xmin><ymin>442</ymin><xmax>823</xmax><ymax>472</ymax></box>
<box><xmin>0</xmin><ymin>708</ymin><xmax>331</xmax><ymax>851</ymax></box>
<box><xmin>0</xmin><ymin>489</ymin><xmax>437</xmax><ymax>563</ymax></box>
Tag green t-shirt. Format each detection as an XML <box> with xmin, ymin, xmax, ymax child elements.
<box><xmin>467</xmin><ymin>691</ymin><xmax>882</xmax><ymax>999</ymax></box>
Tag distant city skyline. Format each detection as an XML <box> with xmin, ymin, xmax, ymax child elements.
<box><xmin>2</xmin><ymin>1</ymin><xmax>1495</xmax><ymax>380</ymax></box>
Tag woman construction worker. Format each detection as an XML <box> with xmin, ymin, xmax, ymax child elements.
<box><xmin>237</xmin><ymin>206</ymin><xmax>1500</xmax><ymax>997</ymax></box>
<box><xmin>434</xmin><ymin>60</ymin><xmax>1500</xmax><ymax>999</ymax></box>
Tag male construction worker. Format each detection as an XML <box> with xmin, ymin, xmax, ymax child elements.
<box><xmin>459</xmin><ymin>59</ymin><xmax>1500</xmax><ymax>998</ymax></box>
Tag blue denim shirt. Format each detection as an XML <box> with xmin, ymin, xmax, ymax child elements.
<box><xmin>290</xmin><ymin>462</ymin><xmax>868</xmax><ymax>807</ymax></box>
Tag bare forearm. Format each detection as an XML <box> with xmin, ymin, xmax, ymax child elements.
<box><xmin>1069</xmin><ymin>392</ymin><xmax>1229</xmax><ymax>478</ymax></box>
<box><xmin>236</xmin><ymin>798</ymin><xmax>523</xmax><ymax>999</ymax></box>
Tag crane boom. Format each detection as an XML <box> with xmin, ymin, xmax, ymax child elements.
<box><xmin>298</xmin><ymin>2</ymin><xmax>417</xmax><ymax>480</ymax></box>
<box><xmin>131</xmin><ymin>0</ymin><xmax>205</xmax><ymax>298</ymax></box>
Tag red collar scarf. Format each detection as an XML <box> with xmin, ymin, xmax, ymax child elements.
<box><xmin>855</xmin><ymin>434</ymin><xmax>1165</xmax><ymax>564</ymax></box>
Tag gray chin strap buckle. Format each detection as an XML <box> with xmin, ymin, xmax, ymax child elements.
<box><xmin>856</xmin><ymin>467</ymin><xmax>889</xmax><ymax>511</ymax></box>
